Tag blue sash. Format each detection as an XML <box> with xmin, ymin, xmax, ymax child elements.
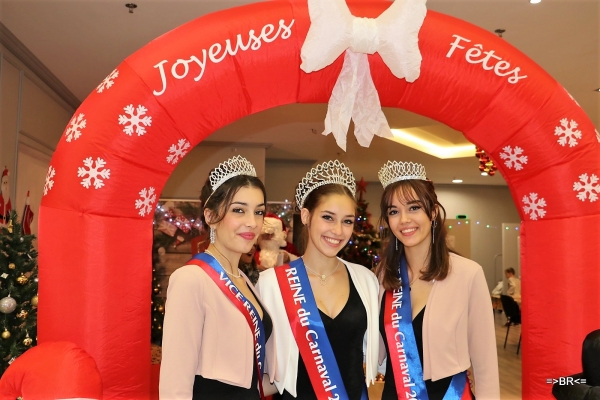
<box><xmin>385</xmin><ymin>256</ymin><xmax>471</xmax><ymax>400</ymax></box>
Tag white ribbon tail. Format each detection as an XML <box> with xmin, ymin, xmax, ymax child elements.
<box><xmin>323</xmin><ymin>50</ymin><xmax>392</xmax><ymax>151</ymax></box>
<box><xmin>323</xmin><ymin>50</ymin><xmax>360</xmax><ymax>151</ymax></box>
<box><xmin>352</xmin><ymin>53</ymin><xmax>393</xmax><ymax>147</ymax></box>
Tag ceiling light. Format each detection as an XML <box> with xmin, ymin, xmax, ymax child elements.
<box><xmin>389</xmin><ymin>129</ymin><xmax>476</xmax><ymax>159</ymax></box>
<box><xmin>452</xmin><ymin>178</ymin><xmax>463</xmax><ymax>183</ymax></box>
<box><xmin>530</xmin><ymin>0</ymin><xmax>541</xmax><ymax>3</ymax></box>
<box><xmin>594</xmin><ymin>88</ymin><xmax>600</xmax><ymax>92</ymax></box>
<box><xmin>481</xmin><ymin>172</ymin><xmax>488</xmax><ymax>176</ymax></box>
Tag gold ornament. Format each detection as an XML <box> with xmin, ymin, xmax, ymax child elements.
<box><xmin>23</xmin><ymin>337</ymin><xmax>32</xmax><ymax>346</ymax></box>
<box><xmin>8</xmin><ymin>263</ymin><xmax>15</xmax><ymax>270</ymax></box>
<box><xmin>7</xmin><ymin>220</ymin><xmax>13</xmax><ymax>233</ymax></box>
<box><xmin>1</xmin><ymin>329</ymin><xmax>10</xmax><ymax>339</ymax></box>
<box><xmin>17</xmin><ymin>310</ymin><xmax>28</xmax><ymax>319</ymax></box>
<box><xmin>153</xmin><ymin>287</ymin><xmax>160</xmax><ymax>294</ymax></box>
<box><xmin>31</xmin><ymin>295</ymin><xmax>38</xmax><ymax>307</ymax></box>
<box><xmin>16</xmin><ymin>275</ymin><xmax>28</xmax><ymax>285</ymax></box>
<box><xmin>157</xmin><ymin>305</ymin><xmax>164</xmax><ymax>313</ymax></box>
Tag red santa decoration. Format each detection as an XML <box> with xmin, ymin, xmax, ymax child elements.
<box><xmin>1</xmin><ymin>167</ymin><xmax>12</xmax><ymax>226</ymax></box>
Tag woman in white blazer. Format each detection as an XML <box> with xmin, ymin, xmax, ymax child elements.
<box><xmin>257</xmin><ymin>160</ymin><xmax>379</xmax><ymax>400</ymax></box>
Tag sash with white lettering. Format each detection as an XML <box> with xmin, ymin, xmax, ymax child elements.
<box><xmin>188</xmin><ymin>253</ymin><xmax>266</xmax><ymax>399</ymax></box>
<box><xmin>275</xmin><ymin>258</ymin><xmax>361</xmax><ymax>400</ymax></box>
<box><xmin>384</xmin><ymin>256</ymin><xmax>472</xmax><ymax>400</ymax></box>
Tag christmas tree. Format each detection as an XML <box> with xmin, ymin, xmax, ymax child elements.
<box><xmin>151</xmin><ymin>240</ymin><xmax>166</xmax><ymax>345</ymax></box>
<box><xmin>340</xmin><ymin>178</ymin><xmax>381</xmax><ymax>269</ymax></box>
<box><xmin>0</xmin><ymin>210</ymin><xmax>38</xmax><ymax>374</ymax></box>
<box><xmin>150</xmin><ymin>201</ymin><xmax>203</xmax><ymax>345</ymax></box>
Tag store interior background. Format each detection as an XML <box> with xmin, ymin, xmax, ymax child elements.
<box><xmin>0</xmin><ymin>1</ymin><xmax>597</xmax><ymax>313</ymax></box>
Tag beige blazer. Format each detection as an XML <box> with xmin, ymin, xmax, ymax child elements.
<box><xmin>378</xmin><ymin>253</ymin><xmax>500</xmax><ymax>400</ymax></box>
<box><xmin>159</xmin><ymin>264</ymin><xmax>277</xmax><ymax>400</ymax></box>
<box><xmin>256</xmin><ymin>259</ymin><xmax>380</xmax><ymax>397</ymax></box>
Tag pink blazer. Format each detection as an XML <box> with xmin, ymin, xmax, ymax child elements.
<box><xmin>378</xmin><ymin>253</ymin><xmax>500</xmax><ymax>400</ymax></box>
<box><xmin>159</xmin><ymin>265</ymin><xmax>277</xmax><ymax>400</ymax></box>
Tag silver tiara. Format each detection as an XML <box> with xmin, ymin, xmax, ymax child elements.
<box><xmin>378</xmin><ymin>161</ymin><xmax>427</xmax><ymax>188</ymax></box>
<box><xmin>209</xmin><ymin>155</ymin><xmax>257</xmax><ymax>193</ymax></box>
<box><xmin>295</xmin><ymin>160</ymin><xmax>356</xmax><ymax>209</ymax></box>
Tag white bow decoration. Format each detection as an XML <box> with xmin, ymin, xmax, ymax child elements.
<box><xmin>301</xmin><ymin>0</ymin><xmax>427</xmax><ymax>151</ymax></box>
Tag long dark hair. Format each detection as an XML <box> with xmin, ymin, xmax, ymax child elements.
<box><xmin>296</xmin><ymin>184</ymin><xmax>356</xmax><ymax>254</ymax></box>
<box><xmin>200</xmin><ymin>174</ymin><xmax>267</xmax><ymax>228</ymax></box>
<box><xmin>376</xmin><ymin>179</ymin><xmax>450</xmax><ymax>291</ymax></box>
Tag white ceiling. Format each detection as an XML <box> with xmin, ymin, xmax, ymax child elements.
<box><xmin>1</xmin><ymin>0</ymin><xmax>598</xmax><ymax>185</ymax></box>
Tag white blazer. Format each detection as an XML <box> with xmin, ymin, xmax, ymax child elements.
<box><xmin>256</xmin><ymin>258</ymin><xmax>380</xmax><ymax>397</ymax></box>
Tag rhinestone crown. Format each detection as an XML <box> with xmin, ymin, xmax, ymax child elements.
<box><xmin>378</xmin><ymin>161</ymin><xmax>427</xmax><ymax>188</ymax></box>
<box><xmin>295</xmin><ymin>160</ymin><xmax>356</xmax><ymax>209</ymax></box>
<box><xmin>209</xmin><ymin>155</ymin><xmax>257</xmax><ymax>193</ymax></box>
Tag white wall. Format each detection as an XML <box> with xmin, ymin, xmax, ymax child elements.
<box><xmin>160</xmin><ymin>144</ymin><xmax>267</xmax><ymax>200</ymax></box>
<box><xmin>264</xmin><ymin>159</ymin><xmax>317</xmax><ymax>203</ymax></box>
<box><xmin>0</xmin><ymin>45</ymin><xmax>74</xmax><ymax>236</ymax></box>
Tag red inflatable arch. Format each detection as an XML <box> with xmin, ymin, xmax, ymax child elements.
<box><xmin>38</xmin><ymin>0</ymin><xmax>599</xmax><ymax>398</ymax></box>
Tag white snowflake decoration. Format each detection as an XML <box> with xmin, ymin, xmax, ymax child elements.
<box><xmin>522</xmin><ymin>193</ymin><xmax>547</xmax><ymax>220</ymax></box>
<box><xmin>118</xmin><ymin>104</ymin><xmax>152</xmax><ymax>136</ymax></box>
<box><xmin>78</xmin><ymin>157</ymin><xmax>110</xmax><ymax>189</ymax></box>
<box><xmin>554</xmin><ymin>118</ymin><xmax>582</xmax><ymax>147</ymax></box>
<box><xmin>573</xmin><ymin>173</ymin><xmax>599</xmax><ymax>202</ymax></box>
<box><xmin>167</xmin><ymin>139</ymin><xmax>191</xmax><ymax>165</ymax></box>
<box><xmin>499</xmin><ymin>146</ymin><xmax>528</xmax><ymax>171</ymax></box>
<box><xmin>44</xmin><ymin>166</ymin><xmax>56</xmax><ymax>195</ymax></box>
<box><xmin>65</xmin><ymin>113</ymin><xmax>87</xmax><ymax>142</ymax></box>
<box><xmin>96</xmin><ymin>69</ymin><xmax>119</xmax><ymax>93</ymax></box>
<box><xmin>135</xmin><ymin>187</ymin><xmax>157</xmax><ymax>216</ymax></box>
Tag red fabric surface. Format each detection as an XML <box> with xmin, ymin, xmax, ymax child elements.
<box><xmin>0</xmin><ymin>341</ymin><xmax>102</xmax><ymax>400</ymax></box>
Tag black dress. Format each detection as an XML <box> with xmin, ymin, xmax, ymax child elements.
<box><xmin>282</xmin><ymin>267</ymin><xmax>368</xmax><ymax>400</ymax></box>
<box><xmin>379</xmin><ymin>295</ymin><xmax>455</xmax><ymax>400</ymax></box>
<box><xmin>192</xmin><ymin>285</ymin><xmax>273</xmax><ymax>400</ymax></box>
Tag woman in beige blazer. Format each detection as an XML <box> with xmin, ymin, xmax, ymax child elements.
<box><xmin>376</xmin><ymin>161</ymin><xmax>500</xmax><ymax>400</ymax></box>
<box><xmin>160</xmin><ymin>156</ymin><xmax>277</xmax><ymax>400</ymax></box>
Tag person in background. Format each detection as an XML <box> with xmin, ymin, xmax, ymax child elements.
<box><xmin>160</xmin><ymin>155</ymin><xmax>277</xmax><ymax>399</ymax></box>
<box><xmin>376</xmin><ymin>160</ymin><xmax>499</xmax><ymax>400</ymax></box>
<box><xmin>257</xmin><ymin>160</ymin><xmax>379</xmax><ymax>400</ymax></box>
<box><xmin>504</xmin><ymin>267</ymin><xmax>521</xmax><ymax>304</ymax></box>
<box><xmin>255</xmin><ymin>213</ymin><xmax>298</xmax><ymax>270</ymax></box>
<box><xmin>240</xmin><ymin>245</ymin><xmax>260</xmax><ymax>285</ymax></box>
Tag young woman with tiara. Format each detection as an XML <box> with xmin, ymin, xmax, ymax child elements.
<box><xmin>160</xmin><ymin>155</ymin><xmax>277</xmax><ymax>400</ymax></box>
<box><xmin>376</xmin><ymin>161</ymin><xmax>500</xmax><ymax>400</ymax></box>
<box><xmin>257</xmin><ymin>160</ymin><xmax>380</xmax><ymax>400</ymax></box>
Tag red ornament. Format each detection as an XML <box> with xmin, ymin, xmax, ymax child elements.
<box><xmin>356</xmin><ymin>177</ymin><xmax>369</xmax><ymax>201</ymax></box>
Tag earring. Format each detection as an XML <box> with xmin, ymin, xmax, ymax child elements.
<box><xmin>395</xmin><ymin>237</ymin><xmax>398</xmax><ymax>251</ymax></box>
<box><xmin>431</xmin><ymin>220</ymin><xmax>438</xmax><ymax>244</ymax></box>
<box><xmin>210</xmin><ymin>227</ymin><xmax>216</xmax><ymax>244</ymax></box>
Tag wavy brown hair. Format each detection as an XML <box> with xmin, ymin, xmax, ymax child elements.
<box><xmin>376</xmin><ymin>179</ymin><xmax>451</xmax><ymax>291</ymax></box>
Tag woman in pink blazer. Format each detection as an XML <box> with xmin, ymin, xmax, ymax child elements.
<box><xmin>376</xmin><ymin>161</ymin><xmax>500</xmax><ymax>400</ymax></box>
<box><xmin>160</xmin><ymin>156</ymin><xmax>277</xmax><ymax>400</ymax></box>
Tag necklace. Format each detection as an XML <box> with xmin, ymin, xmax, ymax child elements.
<box><xmin>304</xmin><ymin>259</ymin><xmax>342</xmax><ymax>285</ymax></box>
<box><xmin>205</xmin><ymin>248</ymin><xmax>241</xmax><ymax>278</ymax></box>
